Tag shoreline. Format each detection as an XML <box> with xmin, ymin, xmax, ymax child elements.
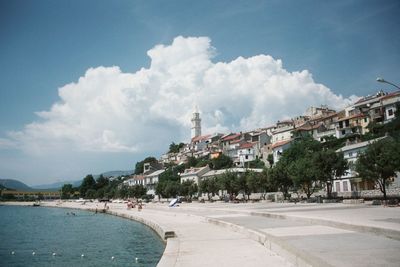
<box><xmin>3</xmin><ymin>200</ymin><xmax>400</xmax><ymax>267</ymax></box>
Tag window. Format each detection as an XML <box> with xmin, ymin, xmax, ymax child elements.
<box><xmin>342</xmin><ymin>130</ymin><xmax>346</xmax><ymax>135</ymax></box>
<box><xmin>343</xmin><ymin>181</ymin><xmax>349</xmax><ymax>192</ymax></box>
<box><xmin>335</xmin><ymin>182</ymin><xmax>341</xmax><ymax>192</ymax></box>
<box><xmin>375</xmin><ymin>109</ymin><xmax>379</xmax><ymax>114</ymax></box>
<box><xmin>388</xmin><ymin>109</ymin><xmax>394</xmax><ymax>116</ymax></box>
<box><xmin>348</xmin><ymin>152</ymin><xmax>353</xmax><ymax>157</ymax></box>
<box><xmin>245</xmin><ymin>155</ymin><xmax>248</xmax><ymax>159</ymax></box>
<box><xmin>364</xmin><ymin>118</ymin><xmax>368</xmax><ymax>123</ymax></box>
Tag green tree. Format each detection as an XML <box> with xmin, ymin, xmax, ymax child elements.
<box><xmin>116</xmin><ymin>185</ymin><xmax>129</xmax><ymax>199</ymax></box>
<box><xmin>159</xmin><ymin>166</ymin><xmax>181</xmax><ymax>182</ymax></box>
<box><xmin>80</xmin><ymin>175</ymin><xmax>96</xmax><ymax>198</ymax></box>
<box><xmin>164</xmin><ymin>180</ymin><xmax>180</xmax><ymax>198</ymax></box>
<box><xmin>269</xmin><ymin>162</ymin><xmax>293</xmax><ymax>199</ymax></box>
<box><xmin>246</xmin><ymin>171</ymin><xmax>261</xmax><ymax>197</ymax></box>
<box><xmin>313</xmin><ymin>149</ymin><xmax>348</xmax><ymax>198</ymax></box>
<box><xmin>85</xmin><ymin>189</ymin><xmax>97</xmax><ymax>199</ymax></box>
<box><xmin>277</xmin><ymin>136</ymin><xmax>322</xmax><ymax>199</ymax></box>
<box><xmin>211</xmin><ymin>154</ymin><xmax>233</xmax><ymax>170</ymax></box>
<box><xmin>128</xmin><ymin>185</ymin><xmax>147</xmax><ymax>198</ymax></box>
<box><xmin>288</xmin><ymin>155</ymin><xmax>318</xmax><ymax>199</ymax></box>
<box><xmin>259</xmin><ymin>168</ymin><xmax>275</xmax><ymax>199</ymax></box>
<box><xmin>355</xmin><ymin>138</ymin><xmax>400</xmax><ymax>201</ymax></box>
<box><xmin>247</xmin><ymin>158</ymin><xmax>265</xmax><ymax>168</ymax></box>
<box><xmin>61</xmin><ymin>184</ymin><xmax>73</xmax><ymax>199</ymax></box>
<box><xmin>96</xmin><ymin>188</ymin><xmax>105</xmax><ymax>199</ymax></box>
<box><xmin>96</xmin><ymin>175</ymin><xmax>109</xmax><ymax>190</ymax></box>
<box><xmin>199</xmin><ymin>179</ymin><xmax>210</xmax><ymax>200</ymax></box>
<box><xmin>180</xmin><ymin>180</ymin><xmax>198</xmax><ymax>200</ymax></box>
<box><xmin>186</xmin><ymin>156</ymin><xmax>199</xmax><ymax>168</ymax></box>
<box><xmin>155</xmin><ymin>180</ymin><xmax>166</xmax><ymax>199</ymax></box>
<box><xmin>218</xmin><ymin>171</ymin><xmax>240</xmax><ymax>199</ymax></box>
<box><xmin>207</xmin><ymin>178</ymin><xmax>219</xmax><ymax>198</ymax></box>
<box><xmin>168</xmin><ymin>142</ymin><xmax>185</xmax><ymax>153</ymax></box>
<box><xmin>236</xmin><ymin>173</ymin><xmax>249</xmax><ymax>200</ymax></box>
<box><xmin>199</xmin><ymin>178</ymin><xmax>219</xmax><ymax>200</ymax></box>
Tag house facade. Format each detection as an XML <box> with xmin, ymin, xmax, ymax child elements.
<box><xmin>334</xmin><ymin>137</ymin><xmax>386</xmax><ymax>194</ymax></box>
<box><xmin>180</xmin><ymin>166</ymin><xmax>211</xmax><ymax>185</ymax></box>
<box><xmin>144</xmin><ymin>169</ymin><xmax>165</xmax><ymax>195</ymax></box>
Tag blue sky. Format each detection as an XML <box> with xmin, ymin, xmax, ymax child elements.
<box><xmin>0</xmin><ymin>0</ymin><xmax>399</xmax><ymax>185</ymax></box>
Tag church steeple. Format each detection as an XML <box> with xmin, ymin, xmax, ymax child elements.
<box><xmin>191</xmin><ymin>106</ymin><xmax>201</xmax><ymax>139</ymax></box>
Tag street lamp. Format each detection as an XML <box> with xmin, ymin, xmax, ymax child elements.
<box><xmin>376</xmin><ymin>77</ymin><xmax>400</xmax><ymax>90</ymax></box>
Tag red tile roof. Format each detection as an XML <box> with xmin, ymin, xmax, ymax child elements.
<box><xmin>221</xmin><ymin>133</ymin><xmax>241</xmax><ymax>142</ymax></box>
<box><xmin>191</xmin><ymin>134</ymin><xmax>211</xmax><ymax>143</ymax></box>
<box><xmin>295</xmin><ymin>122</ymin><xmax>323</xmax><ymax>131</ymax></box>
<box><xmin>380</xmin><ymin>90</ymin><xmax>400</xmax><ymax>101</ymax></box>
<box><xmin>239</xmin><ymin>142</ymin><xmax>254</xmax><ymax>149</ymax></box>
<box><xmin>337</xmin><ymin>113</ymin><xmax>366</xmax><ymax>122</ymax></box>
<box><xmin>271</xmin><ymin>140</ymin><xmax>292</xmax><ymax>149</ymax></box>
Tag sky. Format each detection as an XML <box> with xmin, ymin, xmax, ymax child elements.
<box><xmin>0</xmin><ymin>0</ymin><xmax>399</xmax><ymax>186</ymax></box>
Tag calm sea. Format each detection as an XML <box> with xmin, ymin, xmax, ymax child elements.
<box><xmin>0</xmin><ymin>205</ymin><xmax>165</xmax><ymax>267</ymax></box>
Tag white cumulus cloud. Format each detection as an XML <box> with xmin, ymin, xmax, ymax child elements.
<box><xmin>1</xmin><ymin>36</ymin><xmax>357</xmax><ymax>156</ymax></box>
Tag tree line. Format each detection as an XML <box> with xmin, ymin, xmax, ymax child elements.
<box><xmin>61</xmin><ymin>174</ymin><xmax>147</xmax><ymax>200</ymax></box>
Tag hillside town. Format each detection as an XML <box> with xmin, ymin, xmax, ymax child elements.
<box><xmin>123</xmin><ymin>88</ymin><xmax>400</xmax><ymax>201</ymax></box>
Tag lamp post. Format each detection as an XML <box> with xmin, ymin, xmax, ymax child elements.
<box><xmin>376</xmin><ymin>77</ymin><xmax>400</xmax><ymax>90</ymax></box>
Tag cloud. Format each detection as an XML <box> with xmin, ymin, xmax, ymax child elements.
<box><xmin>1</xmin><ymin>36</ymin><xmax>357</xmax><ymax>156</ymax></box>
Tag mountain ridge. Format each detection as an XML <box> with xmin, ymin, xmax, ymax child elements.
<box><xmin>2</xmin><ymin>170</ymin><xmax>134</xmax><ymax>191</ymax></box>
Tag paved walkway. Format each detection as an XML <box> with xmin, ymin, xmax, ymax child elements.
<box><xmin>43</xmin><ymin>201</ymin><xmax>293</xmax><ymax>267</ymax></box>
<box><xmin>42</xmin><ymin>201</ymin><xmax>400</xmax><ymax>266</ymax></box>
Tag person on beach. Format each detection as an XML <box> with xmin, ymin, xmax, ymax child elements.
<box><xmin>138</xmin><ymin>202</ymin><xmax>142</xmax><ymax>212</ymax></box>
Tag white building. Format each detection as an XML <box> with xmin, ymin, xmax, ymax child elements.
<box><xmin>271</xmin><ymin>121</ymin><xmax>294</xmax><ymax>144</ymax></box>
<box><xmin>335</xmin><ymin>137</ymin><xmax>386</xmax><ymax>194</ymax></box>
<box><xmin>144</xmin><ymin>169</ymin><xmax>165</xmax><ymax>195</ymax></box>
<box><xmin>123</xmin><ymin>175</ymin><xmax>144</xmax><ymax>186</ymax></box>
<box><xmin>380</xmin><ymin>91</ymin><xmax>400</xmax><ymax>123</ymax></box>
<box><xmin>237</xmin><ymin>142</ymin><xmax>255</xmax><ymax>167</ymax></box>
<box><xmin>180</xmin><ymin>165</ymin><xmax>210</xmax><ymax>185</ymax></box>
<box><xmin>270</xmin><ymin>140</ymin><xmax>292</xmax><ymax>164</ymax></box>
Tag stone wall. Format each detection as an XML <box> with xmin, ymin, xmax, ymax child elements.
<box><xmin>360</xmin><ymin>188</ymin><xmax>400</xmax><ymax>199</ymax></box>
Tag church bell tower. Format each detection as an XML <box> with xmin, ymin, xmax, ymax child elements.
<box><xmin>191</xmin><ymin>106</ymin><xmax>201</xmax><ymax>139</ymax></box>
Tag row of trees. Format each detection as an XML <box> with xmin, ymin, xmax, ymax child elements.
<box><xmin>270</xmin><ymin>136</ymin><xmax>348</xmax><ymax>199</ymax></box>
<box><xmin>61</xmin><ymin>174</ymin><xmax>147</xmax><ymax>200</ymax></box>
<box><xmin>182</xmin><ymin>136</ymin><xmax>400</xmax><ymax>202</ymax></box>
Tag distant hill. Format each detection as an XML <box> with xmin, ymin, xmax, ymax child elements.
<box><xmin>1</xmin><ymin>170</ymin><xmax>133</xmax><ymax>192</ymax></box>
<box><xmin>31</xmin><ymin>180</ymin><xmax>82</xmax><ymax>190</ymax></box>
<box><xmin>30</xmin><ymin>170</ymin><xmax>133</xmax><ymax>190</ymax></box>
<box><xmin>0</xmin><ymin>184</ymin><xmax>9</xmax><ymax>190</ymax></box>
<box><xmin>0</xmin><ymin>179</ymin><xmax>33</xmax><ymax>191</ymax></box>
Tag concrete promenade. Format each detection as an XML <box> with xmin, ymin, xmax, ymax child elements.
<box><xmin>20</xmin><ymin>201</ymin><xmax>400</xmax><ymax>266</ymax></box>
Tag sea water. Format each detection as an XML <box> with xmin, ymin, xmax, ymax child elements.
<box><xmin>0</xmin><ymin>205</ymin><xmax>165</xmax><ymax>267</ymax></box>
